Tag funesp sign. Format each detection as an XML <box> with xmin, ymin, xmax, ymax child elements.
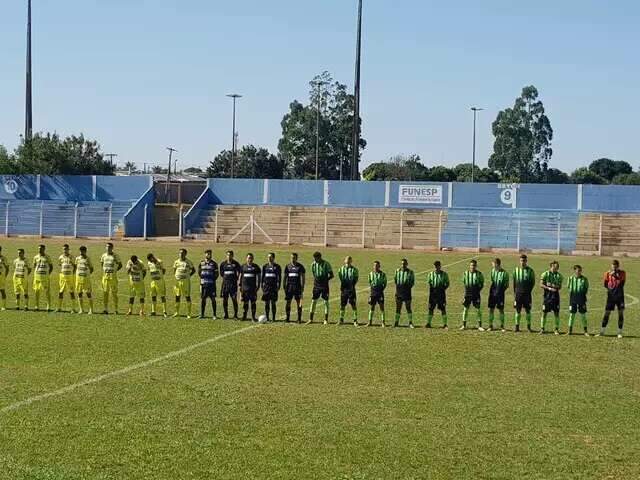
<box><xmin>398</xmin><ymin>185</ymin><xmax>442</xmax><ymax>204</ymax></box>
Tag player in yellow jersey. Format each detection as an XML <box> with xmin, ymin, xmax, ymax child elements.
<box><xmin>32</xmin><ymin>244</ymin><xmax>53</xmax><ymax>311</ymax></box>
<box><xmin>173</xmin><ymin>248</ymin><xmax>195</xmax><ymax>318</ymax></box>
<box><xmin>13</xmin><ymin>249</ymin><xmax>31</xmax><ymax>310</ymax></box>
<box><xmin>126</xmin><ymin>255</ymin><xmax>147</xmax><ymax>316</ymax></box>
<box><xmin>56</xmin><ymin>244</ymin><xmax>77</xmax><ymax>313</ymax></box>
<box><xmin>75</xmin><ymin>246</ymin><xmax>94</xmax><ymax>314</ymax></box>
<box><xmin>147</xmin><ymin>253</ymin><xmax>168</xmax><ymax>317</ymax></box>
<box><xmin>0</xmin><ymin>246</ymin><xmax>9</xmax><ymax>310</ymax></box>
<box><xmin>100</xmin><ymin>242</ymin><xmax>122</xmax><ymax>314</ymax></box>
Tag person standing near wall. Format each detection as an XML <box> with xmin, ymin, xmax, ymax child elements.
<box><xmin>540</xmin><ymin>261</ymin><xmax>563</xmax><ymax>335</ymax></box>
<box><xmin>513</xmin><ymin>255</ymin><xmax>535</xmax><ymax>333</ymax></box>
<box><xmin>57</xmin><ymin>244</ymin><xmax>77</xmax><ymax>313</ymax></box>
<box><xmin>173</xmin><ymin>249</ymin><xmax>196</xmax><ymax>318</ymax></box>
<box><xmin>220</xmin><ymin>250</ymin><xmax>242</xmax><ymax>319</ymax></box>
<box><xmin>597</xmin><ymin>260</ymin><xmax>626</xmax><ymax>339</ymax></box>
<box><xmin>394</xmin><ymin>258</ymin><xmax>415</xmax><ymax>328</ymax></box>
<box><xmin>426</xmin><ymin>261</ymin><xmax>449</xmax><ymax>329</ymax></box>
<box><xmin>239</xmin><ymin>253</ymin><xmax>260</xmax><ymax>322</ymax></box>
<box><xmin>461</xmin><ymin>260</ymin><xmax>484</xmax><ymax>330</ymax></box>
<box><xmin>487</xmin><ymin>258</ymin><xmax>509</xmax><ymax>332</ymax></box>
<box><xmin>76</xmin><ymin>246</ymin><xmax>94</xmax><ymax>314</ymax></box>
<box><xmin>567</xmin><ymin>265</ymin><xmax>589</xmax><ymax>336</ymax></box>
<box><xmin>126</xmin><ymin>255</ymin><xmax>147</xmax><ymax>316</ymax></box>
<box><xmin>338</xmin><ymin>256</ymin><xmax>359</xmax><ymax>326</ymax></box>
<box><xmin>198</xmin><ymin>250</ymin><xmax>219</xmax><ymax>319</ymax></box>
<box><xmin>368</xmin><ymin>261</ymin><xmax>387</xmax><ymax>328</ymax></box>
<box><xmin>261</xmin><ymin>253</ymin><xmax>281</xmax><ymax>323</ymax></box>
<box><xmin>147</xmin><ymin>253</ymin><xmax>168</xmax><ymax>317</ymax></box>
<box><xmin>32</xmin><ymin>244</ymin><xmax>53</xmax><ymax>312</ymax></box>
<box><xmin>13</xmin><ymin>249</ymin><xmax>31</xmax><ymax>310</ymax></box>
<box><xmin>283</xmin><ymin>253</ymin><xmax>305</xmax><ymax>323</ymax></box>
<box><xmin>308</xmin><ymin>252</ymin><xmax>333</xmax><ymax>325</ymax></box>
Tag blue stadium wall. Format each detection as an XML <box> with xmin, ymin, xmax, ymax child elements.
<box><xmin>184</xmin><ymin>179</ymin><xmax>640</xmax><ymax>251</ymax></box>
<box><xmin>0</xmin><ymin>175</ymin><xmax>153</xmax><ymax>237</ymax></box>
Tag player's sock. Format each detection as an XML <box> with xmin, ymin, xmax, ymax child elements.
<box><xmin>514</xmin><ymin>312</ymin><xmax>521</xmax><ymax>326</ymax></box>
<box><xmin>367</xmin><ymin>310</ymin><xmax>373</xmax><ymax>325</ymax></box>
<box><xmin>16</xmin><ymin>296</ymin><xmax>21</xmax><ymax>309</ymax></box>
<box><xmin>353</xmin><ymin>308</ymin><xmax>358</xmax><ymax>322</ymax></box>
<box><xmin>580</xmin><ymin>313</ymin><xmax>587</xmax><ymax>331</ymax></box>
<box><xmin>395</xmin><ymin>312</ymin><xmax>400</xmax><ymax>325</ymax></box>
<box><xmin>488</xmin><ymin>311</ymin><xmax>495</xmax><ymax>327</ymax></box>
<box><xmin>285</xmin><ymin>301</ymin><xmax>291</xmax><ymax>321</ymax></box>
<box><xmin>476</xmin><ymin>309</ymin><xmax>482</xmax><ymax>326</ymax></box>
<box><xmin>540</xmin><ymin>313</ymin><xmax>547</xmax><ymax>331</ymax></box>
<box><xmin>462</xmin><ymin>307</ymin><xmax>469</xmax><ymax>325</ymax></box>
<box><xmin>57</xmin><ymin>297</ymin><xmax>62</xmax><ymax>311</ymax></box>
<box><xmin>251</xmin><ymin>301</ymin><xmax>257</xmax><ymax>320</ymax></box>
<box><xmin>232</xmin><ymin>299</ymin><xmax>239</xmax><ymax>318</ymax></box>
<box><xmin>78</xmin><ymin>296</ymin><xmax>83</xmax><ymax>312</ymax></box>
<box><xmin>408</xmin><ymin>312</ymin><xmax>413</xmax><ymax>325</ymax></box>
<box><xmin>526</xmin><ymin>312</ymin><xmax>532</xmax><ymax>328</ymax></box>
<box><xmin>213</xmin><ymin>300</ymin><xmax>217</xmax><ymax>318</ymax></box>
<box><xmin>618</xmin><ymin>312</ymin><xmax>624</xmax><ymax>335</ymax></box>
<box><xmin>340</xmin><ymin>307</ymin><xmax>346</xmax><ymax>322</ymax></box>
<box><xmin>554</xmin><ymin>315</ymin><xmax>560</xmax><ymax>331</ymax></box>
<box><xmin>223</xmin><ymin>298</ymin><xmax>229</xmax><ymax>318</ymax></box>
<box><xmin>323</xmin><ymin>300</ymin><xmax>329</xmax><ymax>317</ymax></box>
<box><xmin>114</xmin><ymin>295</ymin><xmax>119</xmax><ymax>314</ymax></box>
<box><xmin>427</xmin><ymin>312</ymin><xmax>433</xmax><ymax>327</ymax></box>
<box><xmin>499</xmin><ymin>312</ymin><xmax>505</xmax><ymax>328</ymax></box>
<box><xmin>568</xmin><ymin>313</ymin><xmax>575</xmax><ymax>329</ymax></box>
<box><xmin>442</xmin><ymin>314</ymin><xmax>448</xmax><ymax>327</ymax></box>
<box><xmin>310</xmin><ymin>299</ymin><xmax>317</xmax><ymax>316</ymax></box>
<box><xmin>200</xmin><ymin>297</ymin><xmax>207</xmax><ymax>318</ymax></box>
<box><xmin>89</xmin><ymin>297</ymin><xmax>94</xmax><ymax>312</ymax></box>
<box><xmin>265</xmin><ymin>302</ymin><xmax>271</xmax><ymax>320</ymax></box>
<box><xmin>297</xmin><ymin>306</ymin><xmax>303</xmax><ymax>322</ymax></box>
<box><xmin>270</xmin><ymin>301</ymin><xmax>276</xmax><ymax>321</ymax></box>
<box><xmin>381</xmin><ymin>311</ymin><xmax>386</xmax><ymax>325</ymax></box>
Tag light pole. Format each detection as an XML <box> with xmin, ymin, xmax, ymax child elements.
<box><xmin>165</xmin><ymin>147</ymin><xmax>177</xmax><ymax>195</ymax></box>
<box><xmin>226</xmin><ymin>94</ymin><xmax>242</xmax><ymax>178</ymax></box>
<box><xmin>311</xmin><ymin>80</ymin><xmax>328</xmax><ymax>180</ymax></box>
<box><xmin>470</xmin><ymin>107</ymin><xmax>483</xmax><ymax>183</ymax></box>
<box><xmin>25</xmin><ymin>0</ymin><xmax>33</xmax><ymax>141</ymax></box>
<box><xmin>351</xmin><ymin>0</ymin><xmax>363</xmax><ymax>181</ymax></box>
<box><xmin>105</xmin><ymin>153</ymin><xmax>118</xmax><ymax>168</ymax></box>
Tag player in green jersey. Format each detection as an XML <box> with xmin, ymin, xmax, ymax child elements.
<box><xmin>309</xmin><ymin>252</ymin><xmax>333</xmax><ymax>325</ymax></box>
<box><xmin>540</xmin><ymin>261</ymin><xmax>563</xmax><ymax>335</ymax></box>
<box><xmin>367</xmin><ymin>261</ymin><xmax>387</xmax><ymax>327</ymax></box>
<box><xmin>427</xmin><ymin>261</ymin><xmax>450</xmax><ymax>328</ymax></box>
<box><xmin>513</xmin><ymin>254</ymin><xmax>536</xmax><ymax>332</ymax></box>
<box><xmin>338</xmin><ymin>256</ymin><xmax>359</xmax><ymax>326</ymax></box>
<box><xmin>394</xmin><ymin>259</ymin><xmax>415</xmax><ymax>328</ymax></box>
<box><xmin>567</xmin><ymin>265</ymin><xmax>589</xmax><ymax>336</ymax></box>
<box><xmin>461</xmin><ymin>260</ymin><xmax>484</xmax><ymax>330</ymax></box>
<box><xmin>487</xmin><ymin>258</ymin><xmax>509</xmax><ymax>332</ymax></box>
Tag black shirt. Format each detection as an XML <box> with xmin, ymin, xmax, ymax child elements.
<box><xmin>261</xmin><ymin>263</ymin><xmax>282</xmax><ymax>293</ymax></box>
<box><xmin>241</xmin><ymin>263</ymin><xmax>261</xmax><ymax>291</ymax></box>
<box><xmin>284</xmin><ymin>262</ymin><xmax>306</xmax><ymax>291</ymax></box>
<box><xmin>220</xmin><ymin>260</ymin><xmax>241</xmax><ymax>285</ymax></box>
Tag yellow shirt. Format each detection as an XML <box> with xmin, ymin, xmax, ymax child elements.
<box><xmin>33</xmin><ymin>254</ymin><xmax>53</xmax><ymax>277</ymax></box>
<box><xmin>100</xmin><ymin>253</ymin><xmax>122</xmax><ymax>274</ymax></box>
<box><xmin>13</xmin><ymin>258</ymin><xmax>29</xmax><ymax>278</ymax></box>
<box><xmin>148</xmin><ymin>260</ymin><xmax>165</xmax><ymax>281</ymax></box>
<box><xmin>126</xmin><ymin>260</ymin><xmax>146</xmax><ymax>282</ymax></box>
<box><xmin>173</xmin><ymin>258</ymin><xmax>194</xmax><ymax>280</ymax></box>
<box><xmin>76</xmin><ymin>255</ymin><xmax>93</xmax><ymax>277</ymax></box>
<box><xmin>58</xmin><ymin>254</ymin><xmax>75</xmax><ymax>276</ymax></box>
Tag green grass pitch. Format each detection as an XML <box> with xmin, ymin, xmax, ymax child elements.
<box><xmin>1</xmin><ymin>238</ymin><xmax>639</xmax><ymax>479</ymax></box>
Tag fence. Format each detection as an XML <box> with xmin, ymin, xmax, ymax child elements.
<box><xmin>0</xmin><ymin>201</ymin><xmax>132</xmax><ymax>238</ymax></box>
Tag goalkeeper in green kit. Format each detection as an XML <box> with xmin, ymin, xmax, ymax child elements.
<box><xmin>540</xmin><ymin>261</ymin><xmax>563</xmax><ymax>335</ymax></box>
<box><xmin>567</xmin><ymin>265</ymin><xmax>590</xmax><ymax>336</ymax></box>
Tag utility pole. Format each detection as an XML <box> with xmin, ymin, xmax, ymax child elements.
<box><xmin>25</xmin><ymin>0</ymin><xmax>33</xmax><ymax>141</ymax></box>
<box><xmin>165</xmin><ymin>147</ymin><xmax>177</xmax><ymax>195</ymax></box>
<box><xmin>351</xmin><ymin>0</ymin><xmax>363</xmax><ymax>181</ymax></box>
<box><xmin>226</xmin><ymin>94</ymin><xmax>242</xmax><ymax>178</ymax></box>
<box><xmin>105</xmin><ymin>153</ymin><xmax>118</xmax><ymax>168</ymax></box>
<box><xmin>471</xmin><ymin>107</ymin><xmax>483</xmax><ymax>183</ymax></box>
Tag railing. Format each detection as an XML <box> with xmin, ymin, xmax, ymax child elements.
<box><xmin>123</xmin><ymin>186</ymin><xmax>155</xmax><ymax>238</ymax></box>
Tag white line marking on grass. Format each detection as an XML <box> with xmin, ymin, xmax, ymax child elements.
<box><xmin>626</xmin><ymin>293</ymin><xmax>639</xmax><ymax>307</ymax></box>
<box><xmin>0</xmin><ymin>324</ymin><xmax>259</xmax><ymax>415</ymax></box>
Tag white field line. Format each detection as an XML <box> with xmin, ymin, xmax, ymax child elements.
<box><xmin>0</xmin><ymin>325</ymin><xmax>259</xmax><ymax>415</ymax></box>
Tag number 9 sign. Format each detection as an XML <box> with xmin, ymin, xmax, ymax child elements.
<box><xmin>500</xmin><ymin>187</ymin><xmax>516</xmax><ymax>207</ymax></box>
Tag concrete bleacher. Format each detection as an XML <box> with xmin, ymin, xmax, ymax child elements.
<box><xmin>575</xmin><ymin>213</ymin><xmax>640</xmax><ymax>256</ymax></box>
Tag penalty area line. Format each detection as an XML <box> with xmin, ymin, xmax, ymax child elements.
<box><xmin>0</xmin><ymin>324</ymin><xmax>260</xmax><ymax>415</ymax></box>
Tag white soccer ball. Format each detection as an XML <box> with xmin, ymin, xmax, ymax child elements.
<box><xmin>258</xmin><ymin>315</ymin><xmax>268</xmax><ymax>324</ymax></box>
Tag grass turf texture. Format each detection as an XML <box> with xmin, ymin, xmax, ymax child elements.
<box><xmin>1</xmin><ymin>238</ymin><xmax>639</xmax><ymax>480</ymax></box>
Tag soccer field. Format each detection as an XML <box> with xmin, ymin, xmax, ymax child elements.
<box><xmin>1</xmin><ymin>238</ymin><xmax>639</xmax><ymax>480</ymax></box>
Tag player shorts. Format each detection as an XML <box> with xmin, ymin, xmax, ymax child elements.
<box><xmin>241</xmin><ymin>289</ymin><xmax>257</xmax><ymax>302</ymax></box>
<box><xmin>201</xmin><ymin>284</ymin><xmax>216</xmax><ymax>300</ymax></box>
<box><xmin>369</xmin><ymin>292</ymin><xmax>385</xmax><ymax>307</ymax></box>
<box><xmin>75</xmin><ymin>276</ymin><xmax>92</xmax><ymax>294</ymax></box>
<box><xmin>542</xmin><ymin>292</ymin><xmax>560</xmax><ymax>314</ymax></box>
<box><xmin>428</xmin><ymin>295</ymin><xmax>446</xmax><ymax>313</ymax></box>
<box><xmin>312</xmin><ymin>285</ymin><xmax>330</xmax><ymax>301</ymax></box>
<box><xmin>514</xmin><ymin>292</ymin><xmax>532</xmax><ymax>312</ymax></box>
<box><xmin>0</xmin><ymin>275</ymin><xmax>6</xmax><ymax>290</ymax></box>
<box><xmin>149</xmin><ymin>279</ymin><xmax>166</xmax><ymax>298</ymax></box>
<box><xmin>569</xmin><ymin>303</ymin><xmax>587</xmax><ymax>314</ymax></box>
<box><xmin>261</xmin><ymin>290</ymin><xmax>278</xmax><ymax>302</ymax></box>
<box><xmin>605</xmin><ymin>296</ymin><xmax>625</xmax><ymax>311</ymax></box>
<box><xmin>488</xmin><ymin>291</ymin><xmax>505</xmax><ymax>310</ymax></box>
<box><xmin>174</xmin><ymin>279</ymin><xmax>191</xmax><ymax>298</ymax></box>
<box><xmin>129</xmin><ymin>280</ymin><xmax>145</xmax><ymax>299</ymax></box>
<box><xmin>395</xmin><ymin>286</ymin><xmax>412</xmax><ymax>303</ymax></box>
<box><xmin>221</xmin><ymin>283</ymin><xmax>238</xmax><ymax>298</ymax></box>
<box><xmin>462</xmin><ymin>292</ymin><xmax>481</xmax><ymax>309</ymax></box>
<box><xmin>33</xmin><ymin>276</ymin><xmax>50</xmax><ymax>293</ymax></box>
<box><xmin>101</xmin><ymin>273</ymin><xmax>118</xmax><ymax>293</ymax></box>
<box><xmin>285</xmin><ymin>287</ymin><xmax>302</xmax><ymax>301</ymax></box>
<box><xmin>13</xmin><ymin>277</ymin><xmax>27</xmax><ymax>295</ymax></box>
<box><xmin>340</xmin><ymin>289</ymin><xmax>357</xmax><ymax>308</ymax></box>
<box><xmin>59</xmin><ymin>274</ymin><xmax>75</xmax><ymax>294</ymax></box>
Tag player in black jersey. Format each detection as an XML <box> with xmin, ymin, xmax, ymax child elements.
<box><xmin>261</xmin><ymin>253</ymin><xmax>282</xmax><ymax>322</ymax></box>
<box><xmin>219</xmin><ymin>250</ymin><xmax>241</xmax><ymax>319</ymax></box>
<box><xmin>283</xmin><ymin>253</ymin><xmax>306</xmax><ymax>323</ymax></box>
<box><xmin>239</xmin><ymin>253</ymin><xmax>261</xmax><ymax>321</ymax></box>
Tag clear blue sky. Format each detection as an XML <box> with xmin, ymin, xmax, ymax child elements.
<box><xmin>1</xmin><ymin>0</ymin><xmax>639</xmax><ymax>172</ymax></box>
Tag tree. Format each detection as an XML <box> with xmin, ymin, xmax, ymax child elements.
<box><xmin>588</xmin><ymin>158</ymin><xmax>633</xmax><ymax>182</ymax></box>
<box><xmin>362</xmin><ymin>155</ymin><xmax>428</xmax><ymax>181</ymax></box>
<box><xmin>123</xmin><ymin>161</ymin><xmax>138</xmax><ymax>174</ymax></box>
<box><xmin>11</xmin><ymin>133</ymin><xmax>115</xmax><ymax>175</ymax></box>
<box><xmin>427</xmin><ymin>165</ymin><xmax>455</xmax><ymax>182</ymax></box>
<box><xmin>206</xmin><ymin>145</ymin><xmax>283</xmax><ymax>179</ymax></box>
<box><xmin>611</xmin><ymin>172</ymin><xmax>640</xmax><ymax>185</ymax></box>
<box><xmin>452</xmin><ymin>163</ymin><xmax>499</xmax><ymax>182</ymax></box>
<box><xmin>278</xmin><ymin>72</ymin><xmax>366</xmax><ymax>179</ymax></box>
<box><xmin>151</xmin><ymin>165</ymin><xmax>167</xmax><ymax>174</ymax></box>
<box><xmin>489</xmin><ymin>86</ymin><xmax>553</xmax><ymax>183</ymax></box>
<box><xmin>570</xmin><ymin>167</ymin><xmax>606</xmax><ymax>184</ymax></box>
<box><xmin>543</xmin><ymin>167</ymin><xmax>569</xmax><ymax>184</ymax></box>
<box><xmin>0</xmin><ymin>145</ymin><xmax>16</xmax><ymax>174</ymax></box>
<box><xmin>183</xmin><ymin>167</ymin><xmax>204</xmax><ymax>175</ymax></box>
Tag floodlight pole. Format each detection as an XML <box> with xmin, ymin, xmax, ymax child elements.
<box><xmin>25</xmin><ymin>0</ymin><xmax>33</xmax><ymax>141</ymax></box>
<box><xmin>350</xmin><ymin>0</ymin><xmax>363</xmax><ymax>181</ymax></box>
<box><xmin>471</xmin><ymin>107</ymin><xmax>483</xmax><ymax>183</ymax></box>
<box><xmin>227</xmin><ymin>94</ymin><xmax>242</xmax><ymax>178</ymax></box>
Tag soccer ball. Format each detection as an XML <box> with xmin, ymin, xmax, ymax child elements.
<box><xmin>258</xmin><ymin>315</ymin><xmax>268</xmax><ymax>324</ymax></box>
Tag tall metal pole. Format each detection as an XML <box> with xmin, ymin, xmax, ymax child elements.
<box><xmin>25</xmin><ymin>0</ymin><xmax>33</xmax><ymax>141</ymax></box>
<box><xmin>350</xmin><ymin>0</ymin><xmax>363</xmax><ymax>181</ymax></box>
<box><xmin>470</xmin><ymin>107</ymin><xmax>483</xmax><ymax>183</ymax></box>
<box><xmin>165</xmin><ymin>147</ymin><xmax>177</xmax><ymax>195</ymax></box>
<box><xmin>227</xmin><ymin>94</ymin><xmax>242</xmax><ymax>178</ymax></box>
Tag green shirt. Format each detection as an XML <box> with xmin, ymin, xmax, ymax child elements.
<box><xmin>311</xmin><ymin>260</ymin><xmax>333</xmax><ymax>286</ymax></box>
<box><xmin>541</xmin><ymin>270</ymin><xmax>563</xmax><ymax>289</ymax></box>
<box><xmin>463</xmin><ymin>270</ymin><xmax>484</xmax><ymax>290</ymax></box>
<box><xmin>567</xmin><ymin>274</ymin><xmax>589</xmax><ymax>295</ymax></box>
<box><xmin>490</xmin><ymin>268</ymin><xmax>509</xmax><ymax>290</ymax></box>
<box><xmin>513</xmin><ymin>266</ymin><xmax>535</xmax><ymax>293</ymax></box>
<box><xmin>428</xmin><ymin>270</ymin><xmax>450</xmax><ymax>291</ymax></box>
<box><xmin>368</xmin><ymin>271</ymin><xmax>387</xmax><ymax>291</ymax></box>
<box><xmin>338</xmin><ymin>265</ymin><xmax>359</xmax><ymax>289</ymax></box>
<box><xmin>394</xmin><ymin>268</ymin><xmax>415</xmax><ymax>287</ymax></box>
